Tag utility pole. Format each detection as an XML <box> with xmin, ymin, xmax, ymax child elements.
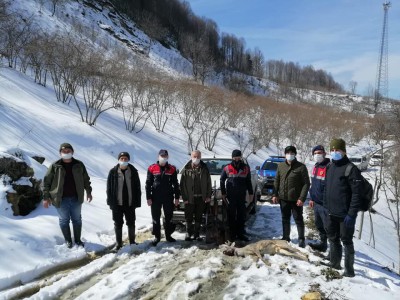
<box><xmin>374</xmin><ymin>1</ymin><xmax>390</xmax><ymax>113</ymax></box>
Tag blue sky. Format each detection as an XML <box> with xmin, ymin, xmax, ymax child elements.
<box><xmin>186</xmin><ymin>0</ymin><xmax>400</xmax><ymax>99</ymax></box>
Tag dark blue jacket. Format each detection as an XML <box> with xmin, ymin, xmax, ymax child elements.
<box><xmin>323</xmin><ymin>156</ymin><xmax>362</xmax><ymax>218</ymax></box>
<box><xmin>309</xmin><ymin>158</ymin><xmax>330</xmax><ymax>205</ymax></box>
<box><xmin>220</xmin><ymin>161</ymin><xmax>253</xmax><ymax>197</ymax></box>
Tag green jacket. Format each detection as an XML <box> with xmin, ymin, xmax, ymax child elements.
<box><xmin>43</xmin><ymin>158</ymin><xmax>92</xmax><ymax>208</ymax></box>
<box><xmin>273</xmin><ymin>159</ymin><xmax>310</xmax><ymax>202</ymax></box>
<box><xmin>180</xmin><ymin>161</ymin><xmax>212</xmax><ymax>204</ymax></box>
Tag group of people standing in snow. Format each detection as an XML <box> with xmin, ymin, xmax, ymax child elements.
<box><xmin>272</xmin><ymin>138</ymin><xmax>363</xmax><ymax>277</ymax></box>
<box><xmin>42</xmin><ymin>137</ymin><xmax>362</xmax><ymax>278</ymax></box>
<box><xmin>42</xmin><ymin>144</ymin><xmax>253</xmax><ymax>251</ymax></box>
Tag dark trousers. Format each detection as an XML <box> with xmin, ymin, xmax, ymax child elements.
<box><xmin>185</xmin><ymin>197</ymin><xmax>206</xmax><ymax>234</ymax></box>
<box><xmin>151</xmin><ymin>197</ymin><xmax>174</xmax><ymax>238</ymax></box>
<box><xmin>112</xmin><ymin>205</ymin><xmax>136</xmax><ymax>229</ymax></box>
<box><xmin>326</xmin><ymin>215</ymin><xmax>355</xmax><ymax>247</ymax></box>
<box><xmin>279</xmin><ymin>199</ymin><xmax>304</xmax><ymax>239</ymax></box>
<box><xmin>226</xmin><ymin>192</ymin><xmax>246</xmax><ymax>238</ymax></box>
<box><xmin>313</xmin><ymin>202</ymin><xmax>328</xmax><ymax>240</ymax></box>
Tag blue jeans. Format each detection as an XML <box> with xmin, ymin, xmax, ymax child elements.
<box><xmin>56</xmin><ymin>196</ymin><xmax>82</xmax><ymax>229</ymax></box>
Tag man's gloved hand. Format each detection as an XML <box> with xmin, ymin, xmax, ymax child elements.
<box><xmin>344</xmin><ymin>215</ymin><xmax>356</xmax><ymax>228</ymax></box>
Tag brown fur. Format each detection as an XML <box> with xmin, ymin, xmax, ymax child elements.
<box><xmin>220</xmin><ymin>240</ymin><xmax>309</xmax><ymax>264</ymax></box>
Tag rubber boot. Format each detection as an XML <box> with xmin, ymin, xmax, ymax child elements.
<box><xmin>128</xmin><ymin>225</ymin><xmax>137</xmax><ymax>245</ymax></box>
<box><xmin>193</xmin><ymin>223</ymin><xmax>202</xmax><ymax>241</ymax></box>
<box><xmin>61</xmin><ymin>226</ymin><xmax>73</xmax><ymax>248</ymax></box>
<box><xmin>309</xmin><ymin>237</ymin><xmax>328</xmax><ymax>252</ymax></box>
<box><xmin>185</xmin><ymin>223</ymin><xmax>194</xmax><ymax>241</ymax></box>
<box><xmin>329</xmin><ymin>243</ymin><xmax>342</xmax><ymax>270</ymax></box>
<box><xmin>343</xmin><ymin>245</ymin><xmax>355</xmax><ymax>277</ymax></box>
<box><xmin>281</xmin><ymin>221</ymin><xmax>291</xmax><ymax>242</ymax></box>
<box><xmin>297</xmin><ymin>225</ymin><xmax>305</xmax><ymax>248</ymax></box>
<box><xmin>164</xmin><ymin>222</ymin><xmax>176</xmax><ymax>242</ymax></box>
<box><xmin>115</xmin><ymin>226</ymin><xmax>123</xmax><ymax>250</ymax></box>
<box><xmin>73</xmin><ymin>224</ymin><xmax>84</xmax><ymax>247</ymax></box>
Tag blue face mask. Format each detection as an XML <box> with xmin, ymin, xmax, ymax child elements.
<box><xmin>330</xmin><ymin>151</ymin><xmax>343</xmax><ymax>160</ymax></box>
<box><xmin>119</xmin><ymin>161</ymin><xmax>129</xmax><ymax>167</ymax></box>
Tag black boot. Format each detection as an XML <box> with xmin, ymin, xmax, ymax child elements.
<box><xmin>343</xmin><ymin>245</ymin><xmax>355</xmax><ymax>277</ymax></box>
<box><xmin>128</xmin><ymin>225</ymin><xmax>137</xmax><ymax>245</ymax></box>
<box><xmin>115</xmin><ymin>226</ymin><xmax>123</xmax><ymax>250</ymax></box>
<box><xmin>309</xmin><ymin>238</ymin><xmax>328</xmax><ymax>252</ymax></box>
<box><xmin>297</xmin><ymin>225</ymin><xmax>305</xmax><ymax>248</ymax></box>
<box><xmin>73</xmin><ymin>224</ymin><xmax>84</xmax><ymax>247</ymax></box>
<box><xmin>185</xmin><ymin>223</ymin><xmax>194</xmax><ymax>241</ymax></box>
<box><xmin>164</xmin><ymin>221</ymin><xmax>176</xmax><ymax>242</ymax></box>
<box><xmin>193</xmin><ymin>223</ymin><xmax>202</xmax><ymax>241</ymax></box>
<box><xmin>282</xmin><ymin>221</ymin><xmax>291</xmax><ymax>242</ymax></box>
<box><xmin>328</xmin><ymin>242</ymin><xmax>342</xmax><ymax>270</ymax></box>
<box><xmin>61</xmin><ymin>226</ymin><xmax>73</xmax><ymax>248</ymax></box>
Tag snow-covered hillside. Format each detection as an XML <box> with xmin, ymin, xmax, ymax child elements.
<box><xmin>0</xmin><ymin>55</ymin><xmax>400</xmax><ymax>300</ymax></box>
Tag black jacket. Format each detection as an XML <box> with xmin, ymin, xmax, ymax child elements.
<box><xmin>107</xmin><ymin>164</ymin><xmax>141</xmax><ymax>209</ymax></box>
<box><xmin>323</xmin><ymin>156</ymin><xmax>362</xmax><ymax>218</ymax></box>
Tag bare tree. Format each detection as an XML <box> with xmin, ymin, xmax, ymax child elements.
<box><xmin>349</xmin><ymin>80</ymin><xmax>357</xmax><ymax>95</ymax></box>
<box><xmin>122</xmin><ymin>69</ymin><xmax>152</xmax><ymax>133</ymax></box>
<box><xmin>197</xmin><ymin>88</ymin><xmax>229</xmax><ymax>151</ymax></box>
<box><xmin>0</xmin><ymin>11</ymin><xmax>36</xmax><ymax>68</ymax></box>
<box><xmin>175</xmin><ymin>82</ymin><xmax>207</xmax><ymax>152</ymax></box>
<box><xmin>147</xmin><ymin>80</ymin><xmax>174</xmax><ymax>132</ymax></box>
<box><xmin>74</xmin><ymin>50</ymin><xmax>115</xmax><ymax>126</ymax></box>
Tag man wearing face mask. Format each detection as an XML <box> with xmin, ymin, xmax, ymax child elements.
<box><xmin>323</xmin><ymin>138</ymin><xmax>362</xmax><ymax>277</ymax></box>
<box><xmin>180</xmin><ymin>150</ymin><xmax>212</xmax><ymax>241</ymax></box>
<box><xmin>308</xmin><ymin>145</ymin><xmax>330</xmax><ymax>252</ymax></box>
<box><xmin>220</xmin><ymin>149</ymin><xmax>254</xmax><ymax>242</ymax></box>
<box><xmin>146</xmin><ymin>149</ymin><xmax>180</xmax><ymax>246</ymax></box>
<box><xmin>107</xmin><ymin>152</ymin><xmax>141</xmax><ymax>250</ymax></box>
<box><xmin>43</xmin><ymin>143</ymin><xmax>92</xmax><ymax>248</ymax></box>
<box><xmin>272</xmin><ymin>145</ymin><xmax>310</xmax><ymax>248</ymax></box>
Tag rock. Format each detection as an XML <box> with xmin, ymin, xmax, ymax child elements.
<box><xmin>32</xmin><ymin>156</ymin><xmax>45</xmax><ymax>164</ymax></box>
<box><xmin>1</xmin><ymin>156</ymin><xmax>42</xmax><ymax>216</ymax></box>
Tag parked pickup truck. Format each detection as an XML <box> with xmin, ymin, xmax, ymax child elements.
<box><xmin>173</xmin><ymin>157</ymin><xmax>258</xmax><ymax>224</ymax></box>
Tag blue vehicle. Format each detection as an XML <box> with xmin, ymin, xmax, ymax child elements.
<box><xmin>256</xmin><ymin>156</ymin><xmax>285</xmax><ymax>198</ymax></box>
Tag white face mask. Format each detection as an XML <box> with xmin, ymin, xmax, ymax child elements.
<box><xmin>159</xmin><ymin>156</ymin><xmax>168</xmax><ymax>164</ymax></box>
<box><xmin>61</xmin><ymin>153</ymin><xmax>73</xmax><ymax>159</ymax></box>
<box><xmin>192</xmin><ymin>158</ymin><xmax>200</xmax><ymax>165</ymax></box>
<box><xmin>119</xmin><ymin>161</ymin><xmax>129</xmax><ymax>167</ymax></box>
<box><xmin>313</xmin><ymin>154</ymin><xmax>324</xmax><ymax>163</ymax></box>
<box><xmin>286</xmin><ymin>154</ymin><xmax>295</xmax><ymax>161</ymax></box>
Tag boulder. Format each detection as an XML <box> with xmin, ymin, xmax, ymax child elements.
<box><xmin>301</xmin><ymin>292</ymin><xmax>322</xmax><ymax>300</ymax></box>
<box><xmin>1</xmin><ymin>156</ymin><xmax>42</xmax><ymax>216</ymax></box>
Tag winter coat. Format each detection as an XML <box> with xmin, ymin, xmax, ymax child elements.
<box><xmin>145</xmin><ymin>162</ymin><xmax>180</xmax><ymax>201</ymax></box>
<box><xmin>180</xmin><ymin>160</ymin><xmax>212</xmax><ymax>204</ymax></box>
<box><xmin>309</xmin><ymin>158</ymin><xmax>330</xmax><ymax>205</ymax></box>
<box><xmin>43</xmin><ymin>158</ymin><xmax>92</xmax><ymax>208</ymax></box>
<box><xmin>106</xmin><ymin>164</ymin><xmax>141</xmax><ymax>210</ymax></box>
<box><xmin>323</xmin><ymin>156</ymin><xmax>362</xmax><ymax>218</ymax></box>
<box><xmin>273</xmin><ymin>159</ymin><xmax>310</xmax><ymax>202</ymax></box>
<box><xmin>220</xmin><ymin>161</ymin><xmax>253</xmax><ymax>197</ymax></box>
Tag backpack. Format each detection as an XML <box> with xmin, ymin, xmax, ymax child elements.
<box><xmin>344</xmin><ymin>164</ymin><xmax>374</xmax><ymax>212</ymax></box>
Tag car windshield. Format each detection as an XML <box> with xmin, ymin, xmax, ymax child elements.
<box><xmin>262</xmin><ymin>162</ymin><xmax>278</xmax><ymax>171</ymax></box>
<box><xmin>372</xmin><ymin>155</ymin><xmax>382</xmax><ymax>159</ymax></box>
<box><xmin>349</xmin><ymin>157</ymin><xmax>362</xmax><ymax>163</ymax></box>
<box><xmin>203</xmin><ymin>159</ymin><xmax>232</xmax><ymax>175</ymax></box>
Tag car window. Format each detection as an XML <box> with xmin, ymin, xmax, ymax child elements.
<box><xmin>372</xmin><ymin>155</ymin><xmax>382</xmax><ymax>159</ymax></box>
<box><xmin>261</xmin><ymin>162</ymin><xmax>278</xmax><ymax>171</ymax></box>
<box><xmin>203</xmin><ymin>159</ymin><xmax>232</xmax><ymax>175</ymax></box>
<box><xmin>349</xmin><ymin>157</ymin><xmax>362</xmax><ymax>163</ymax></box>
